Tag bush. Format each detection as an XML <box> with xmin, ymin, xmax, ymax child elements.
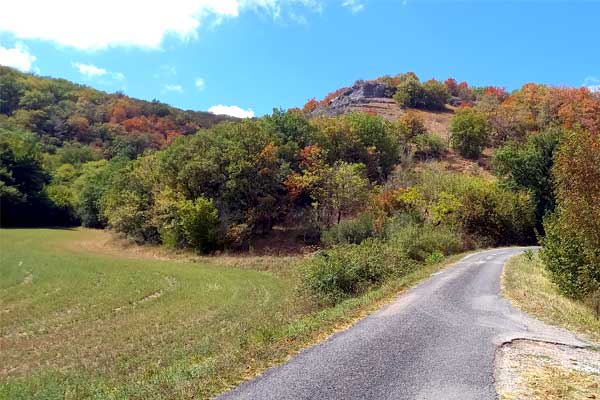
<box><xmin>449</xmin><ymin>109</ymin><xmax>490</xmax><ymax>159</ymax></box>
<box><xmin>394</xmin><ymin>77</ymin><xmax>425</xmax><ymax>109</ymax></box>
<box><xmin>413</xmin><ymin>133</ymin><xmax>447</xmax><ymax>159</ymax></box>
<box><xmin>321</xmin><ymin>213</ymin><xmax>377</xmax><ymax>246</ymax></box>
<box><xmin>177</xmin><ymin>197</ymin><xmax>219</xmax><ymax>253</ymax></box>
<box><xmin>302</xmin><ymin>238</ymin><xmax>414</xmax><ymax>305</ymax></box>
<box><xmin>422</xmin><ymin>80</ymin><xmax>450</xmax><ymax>111</ymax></box>
<box><xmin>540</xmin><ymin>213</ymin><xmax>600</xmax><ymax>299</ymax></box>
<box><xmin>387</xmin><ymin>222</ymin><xmax>464</xmax><ymax>261</ymax></box>
<box><xmin>394</xmin><ymin>77</ymin><xmax>449</xmax><ymax>110</ymax></box>
<box><xmin>455</xmin><ymin>183</ymin><xmax>536</xmax><ymax>246</ymax></box>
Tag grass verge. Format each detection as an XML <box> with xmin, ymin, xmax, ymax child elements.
<box><xmin>502</xmin><ymin>252</ymin><xmax>600</xmax><ymax>342</ymax></box>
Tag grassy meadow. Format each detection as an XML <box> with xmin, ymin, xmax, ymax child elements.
<box><xmin>1</xmin><ymin>228</ymin><xmax>308</xmax><ymax>399</ymax></box>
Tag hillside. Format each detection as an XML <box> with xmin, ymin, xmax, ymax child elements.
<box><xmin>0</xmin><ymin>66</ymin><xmax>234</xmax><ymax>158</ymax></box>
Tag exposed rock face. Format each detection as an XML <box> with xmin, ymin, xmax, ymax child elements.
<box><xmin>312</xmin><ymin>80</ymin><xmax>396</xmax><ymax>117</ymax></box>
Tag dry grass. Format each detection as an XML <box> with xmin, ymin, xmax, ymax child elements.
<box><xmin>503</xmin><ymin>252</ymin><xmax>600</xmax><ymax>342</ymax></box>
<box><xmin>521</xmin><ymin>365</ymin><xmax>599</xmax><ymax>399</ymax></box>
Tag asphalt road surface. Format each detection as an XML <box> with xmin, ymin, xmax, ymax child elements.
<box><xmin>218</xmin><ymin>248</ymin><xmax>588</xmax><ymax>400</ymax></box>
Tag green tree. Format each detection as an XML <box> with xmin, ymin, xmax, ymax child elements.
<box><xmin>422</xmin><ymin>80</ymin><xmax>450</xmax><ymax>110</ymax></box>
<box><xmin>449</xmin><ymin>109</ymin><xmax>490</xmax><ymax>159</ymax></box>
<box><xmin>492</xmin><ymin>128</ymin><xmax>562</xmax><ymax>229</ymax></box>
<box><xmin>313</xmin><ymin>161</ymin><xmax>371</xmax><ymax>227</ymax></box>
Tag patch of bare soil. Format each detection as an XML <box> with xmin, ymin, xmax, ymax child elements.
<box><xmin>495</xmin><ymin>340</ymin><xmax>600</xmax><ymax>399</ymax></box>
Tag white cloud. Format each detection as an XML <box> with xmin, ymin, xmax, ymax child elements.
<box><xmin>74</xmin><ymin>62</ymin><xmax>107</xmax><ymax>77</ymax></box>
<box><xmin>583</xmin><ymin>76</ymin><xmax>600</xmax><ymax>93</ymax></box>
<box><xmin>164</xmin><ymin>84</ymin><xmax>184</xmax><ymax>93</ymax></box>
<box><xmin>342</xmin><ymin>0</ymin><xmax>364</xmax><ymax>13</ymax></box>
<box><xmin>209</xmin><ymin>104</ymin><xmax>254</xmax><ymax>118</ymax></box>
<box><xmin>195</xmin><ymin>77</ymin><xmax>206</xmax><ymax>90</ymax></box>
<box><xmin>0</xmin><ymin>1</ymin><xmax>323</xmax><ymax>50</ymax></box>
<box><xmin>73</xmin><ymin>62</ymin><xmax>125</xmax><ymax>85</ymax></box>
<box><xmin>0</xmin><ymin>42</ymin><xmax>36</xmax><ymax>72</ymax></box>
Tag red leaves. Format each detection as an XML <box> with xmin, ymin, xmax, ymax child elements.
<box><xmin>483</xmin><ymin>86</ymin><xmax>509</xmax><ymax>101</ymax></box>
<box><xmin>303</xmin><ymin>98</ymin><xmax>318</xmax><ymax>113</ymax></box>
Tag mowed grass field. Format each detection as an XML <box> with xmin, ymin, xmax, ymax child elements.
<box><xmin>0</xmin><ymin>228</ymin><xmax>312</xmax><ymax>399</ymax></box>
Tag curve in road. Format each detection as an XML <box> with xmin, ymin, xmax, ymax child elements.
<box><xmin>218</xmin><ymin>248</ymin><xmax>589</xmax><ymax>400</ymax></box>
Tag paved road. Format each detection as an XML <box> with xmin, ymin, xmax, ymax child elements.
<box><xmin>218</xmin><ymin>248</ymin><xmax>588</xmax><ymax>400</ymax></box>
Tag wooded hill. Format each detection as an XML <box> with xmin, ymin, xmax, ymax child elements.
<box><xmin>1</xmin><ymin>69</ymin><xmax>599</xmax><ymax>302</ymax></box>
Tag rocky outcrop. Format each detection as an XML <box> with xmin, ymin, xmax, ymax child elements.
<box><xmin>312</xmin><ymin>80</ymin><xmax>396</xmax><ymax>117</ymax></box>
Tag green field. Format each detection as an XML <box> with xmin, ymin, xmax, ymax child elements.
<box><xmin>0</xmin><ymin>228</ymin><xmax>315</xmax><ymax>399</ymax></box>
<box><xmin>0</xmin><ymin>228</ymin><xmax>470</xmax><ymax>399</ymax></box>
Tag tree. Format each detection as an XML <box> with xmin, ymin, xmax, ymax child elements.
<box><xmin>0</xmin><ymin>128</ymin><xmax>52</xmax><ymax>226</ymax></box>
<box><xmin>394</xmin><ymin>76</ymin><xmax>425</xmax><ymax>109</ymax></box>
<box><xmin>492</xmin><ymin>128</ymin><xmax>562</xmax><ymax>229</ymax></box>
<box><xmin>422</xmin><ymin>80</ymin><xmax>450</xmax><ymax>110</ymax></box>
<box><xmin>449</xmin><ymin>109</ymin><xmax>490</xmax><ymax>159</ymax></box>
<box><xmin>312</xmin><ymin>161</ymin><xmax>371</xmax><ymax>227</ymax></box>
<box><xmin>540</xmin><ymin>129</ymin><xmax>600</xmax><ymax>299</ymax></box>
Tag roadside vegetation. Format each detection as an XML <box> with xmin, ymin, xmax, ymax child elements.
<box><xmin>503</xmin><ymin>252</ymin><xmax>600</xmax><ymax>342</ymax></box>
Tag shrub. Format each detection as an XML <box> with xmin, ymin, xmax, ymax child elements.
<box><xmin>394</xmin><ymin>77</ymin><xmax>449</xmax><ymax>110</ymax></box>
<box><xmin>422</xmin><ymin>80</ymin><xmax>450</xmax><ymax>110</ymax></box>
<box><xmin>540</xmin><ymin>213</ymin><xmax>600</xmax><ymax>299</ymax></box>
<box><xmin>387</xmin><ymin>222</ymin><xmax>464</xmax><ymax>261</ymax></box>
<box><xmin>413</xmin><ymin>133</ymin><xmax>447</xmax><ymax>159</ymax></box>
<box><xmin>449</xmin><ymin>109</ymin><xmax>490</xmax><ymax>159</ymax></box>
<box><xmin>176</xmin><ymin>197</ymin><xmax>219</xmax><ymax>253</ymax></box>
<box><xmin>426</xmin><ymin>251</ymin><xmax>444</xmax><ymax>265</ymax></box>
<box><xmin>321</xmin><ymin>213</ymin><xmax>377</xmax><ymax>246</ymax></box>
<box><xmin>302</xmin><ymin>238</ymin><xmax>414</xmax><ymax>305</ymax></box>
<box><xmin>394</xmin><ymin>77</ymin><xmax>426</xmax><ymax>109</ymax></box>
<box><xmin>398</xmin><ymin>111</ymin><xmax>428</xmax><ymax>140</ymax></box>
<box><xmin>455</xmin><ymin>183</ymin><xmax>536</xmax><ymax>246</ymax></box>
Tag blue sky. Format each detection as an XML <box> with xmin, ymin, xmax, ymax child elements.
<box><xmin>1</xmin><ymin>1</ymin><xmax>599</xmax><ymax>117</ymax></box>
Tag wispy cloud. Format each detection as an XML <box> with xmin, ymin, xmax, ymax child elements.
<box><xmin>583</xmin><ymin>76</ymin><xmax>600</xmax><ymax>93</ymax></box>
<box><xmin>342</xmin><ymin>0</ymin><xmax>364</xmax><ymax>14</ymax></box>
<box><xmin>0</xmin><ymin>41</ymin><xmax>36</xmax><ymax>72</ymax></box>
<box><xmin>164</xmin><ymin>84</ymin><xmax>184</xmax><ymax>93</ymax></box>
<box><xmin>195</xmin><ymin>77</ymin><xmax>205</xmax><ymax>91</ymax></box>
<box><xmin>74</xmin><ymin>62</ymin><xmax>107</xmax><ymax>77</ymax></box>
<box><xmin>208</xmin><ymin>104</ymin><xmax>254</xmax><ymax>118</ymax></box>
<box><xmin>73</xmin><ymin>62</ymin><xmax>125</xmax><ymax>86</ymax></box>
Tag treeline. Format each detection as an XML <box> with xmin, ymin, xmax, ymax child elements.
<box><xmin>0</xmin><ymin>66</ymin><xmax>231</xmax><ymax>158</ymax></box>
<box><xmin>0</xmin><ymin>109</ymin><xmax>456</xmax><ymax>241</ymax></box>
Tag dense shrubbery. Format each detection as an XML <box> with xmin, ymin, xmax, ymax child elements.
<box><xmin>413</xmin><ymin>133</ymin><xmax>447</xmax><ymax>159</ymax></box>
<box><xmin>321</xmin><ymin>213</ymin><xmax>377</xmax><ymax>246</ymax></box>
<box><xmin>386</xmin><ymin>222</ymin><xmax>464</xmax><ymax>262</ymax></box>
<box><xmin>302</xmin><ymin>165</ymin><xmax>536</xmax><ymax>304</ymax></box>
<box><xmin>492</xmin><ymin>128</ymin><xmax>562</xmax><ymax>229</ymax></box>
<box><xmin>540</xmin><ymin>213</ymin><xmax>600</xmax><ymax>299</ymax></box>
<box><xmin>302</xmin><ymin>238</ymin><xmax>415</xmax><ymax>304</ymax></box>
<box><xmin>393</xmin><ymin>73</ymin><xmax>450</xmax><ymax>110</ymax></box>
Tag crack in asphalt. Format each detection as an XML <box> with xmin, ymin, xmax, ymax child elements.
<box><xmin>217</xmin><ymin>248</ymin><xmax>590</xmax><ymax>400</ymax></box>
